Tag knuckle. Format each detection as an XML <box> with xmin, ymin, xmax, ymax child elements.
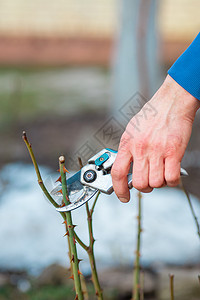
<box><xmin>165</xmin><ymin>144</ymin><xmax>178</xmax><ymax>157</ymax></box>
<box><xmin>165</xmin><ymin>135</ymin><xmax>183</xmax><ymax>158</ymax></box>
<box><xmin>119</xmin><ymin>132</ymin><xmax>131</xmax><ymax>152</ymax></box>
<box><xmin>150</xmin><ymin>142</ymin><xmax>163</xmax><ymax>153</ymax></box>
<box><xmin>134</xmin><ymin>138</ymin><xmax>148</xmax><ymax>156</ymax></box>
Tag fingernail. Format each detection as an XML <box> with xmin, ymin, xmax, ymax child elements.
<box><xmin>119</xmin><ymin>197</ymin><xmax>129</xmax><ymax>203</ymax></box>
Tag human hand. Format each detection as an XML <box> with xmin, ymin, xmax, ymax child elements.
<box><xmin>111</xmin><ymin>75</ymin><xmax>200</xmax><ymax>202</ymax></box>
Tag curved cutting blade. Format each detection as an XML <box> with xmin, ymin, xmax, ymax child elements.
<box><xmin>56</xmin><ymin>186</ymin><xmax>98</xmax><ymax>212</ymax></box>
<box><xmin>50</xmin><ymin>170</ymin><xmax>83</xmax><ymax>199</ymax></box>
<box><xmin>50</xmin><ymin>170</ymin><xmax>98</xmax><ymax>212</ymax></box>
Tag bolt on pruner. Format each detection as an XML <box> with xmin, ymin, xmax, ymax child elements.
<box><xmin>51</xmin><ymin>148</ymin><xmax>188</xmax><ymax>212</ymax></box>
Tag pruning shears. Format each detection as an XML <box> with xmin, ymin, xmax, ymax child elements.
<box><xmin>51</xmin><ymin>148</ymin><xmax>188</xmax><ymax>212</ymax></box>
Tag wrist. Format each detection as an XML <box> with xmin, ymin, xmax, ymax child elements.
<box><xmin>151</xmin><ymin>75</ymin><xmax>200</xmax><ymax>122</ymax></box>
<box><xmin>165</xmin><ymin>75</ymin><xmax>200</xmax><ymax>111</ymax></box>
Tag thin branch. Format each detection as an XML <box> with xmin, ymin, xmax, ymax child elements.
<box><xmin>74</xmin><ymin>232</ymin><xmax>88</xmax><ymax>251</ymax></box>
<box><xmin>22</xmin><ymin>131</ymin><xmax>66</xmax><ymax>220</ymax></box>
<box><xmin>90</xmin><ymin>191</ymin><xmax>100</xmax><ymax>216</ymax></box>
<box><xmin>87</xmin><ymin>199</ymin><xmax>103</xmax><ymax>300</ymax></box>
<box><xmin>169</xmin><ymin>274</ymin><xmax>174</xmax><ymax>300</ymax></box>
<box><xmin>23</xmin><ymin>131</ymin><xmax>86</xmax><ymax>250</ymax></box>
<box><xmin>78</xmin><ymin>157</ymin><xmax>84</xmax><ymax>168</ymax></box>
<box><xmin>180</xmin><ymin>179</ymin><xmax>200</xmax><ymax>239</ymax></box>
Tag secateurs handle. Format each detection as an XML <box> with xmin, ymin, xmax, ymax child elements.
<box><xmin>80</xmin><ymin>148</ymin><xmax>188</xmax><ymax>194</ymax></box>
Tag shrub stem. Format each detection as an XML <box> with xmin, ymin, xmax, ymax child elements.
<box><xmin>59</xmin><ymin>156</ymin><xmax>84</xmax><ymax>300</ymax></box>
<box><xmin>86</xmin><ymin>192</ymin><xmax>103</xmax><ymax>299</ymax></box>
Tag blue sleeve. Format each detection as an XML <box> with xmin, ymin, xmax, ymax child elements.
<box><xmin>168</xmin><ymin>32</ymin><xmax>200</xmax><ymax>100</ymax></box>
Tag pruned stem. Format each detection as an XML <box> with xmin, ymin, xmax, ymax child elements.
<box><xmin>59</xmin><ymin>156</ymin><xmax>84</xmax><ymax>300</ymax></box>
<box><xmin>180</xmin><ymin>180</ymin><xmax>200</xmax><ymax>239</ymax></box>
<box><xmin>133</xmin><ymin>192</ymin><xmax>142</xmax><ymax>300</ymax></box>
<box><xmin>169</xmin><ymin>274</ymin><xmax>174</xmax><ymax>300</ymax></box>
<box><xmin>90</xmin><ymin>191</ymin><xmax>100</xmax><ymax>216</ymax></box>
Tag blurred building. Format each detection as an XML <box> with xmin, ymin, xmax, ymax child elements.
<box><xmin>0</xmin><ymin>0</ymin><xmax>199</xmax><ymax>66</ymax></box>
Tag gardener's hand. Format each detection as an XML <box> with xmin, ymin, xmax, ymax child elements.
<box><xmin>111</xmin><ymin>75</ymin><xmax>200</xmax><ymax>202</ymax></box>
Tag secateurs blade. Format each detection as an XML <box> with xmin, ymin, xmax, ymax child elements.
<box><xmin>51</xmin><ymin>148</ymin><xmax>188</xmax><ymax>212</ymax></box>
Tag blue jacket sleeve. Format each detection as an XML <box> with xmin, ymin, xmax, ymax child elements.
<box><xmin>168</xmin><ymin>32</ymin><xmax>200</xmax><ymax>100</ymax></box>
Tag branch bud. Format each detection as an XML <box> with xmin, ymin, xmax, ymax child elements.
<box><xmin>59</xmin><ymin>155</ymin><xmax>65</xmax><ymax>164</ymax></box>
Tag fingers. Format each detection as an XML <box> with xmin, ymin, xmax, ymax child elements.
<box><xmin>149</xmin><ymin>156</ymin><xmax>164</xmax><ymax>188</ymax></box>
<box><xmin>132</xmin><ymin>157</ymin><xmax>153</xmax><ymax>193</ymax></box>
<box><xmin>111</xmin><ymin>149</ymin><xmax>132</xmax><ymax>203</ymax></box>
<box><xmin>132</xmin><ymin>156</ymin><xmax>180</xmax><ymax>191</ymax></box>
<box><xmin>112</xmin><ymin>152</ymin><xmax>180</xmax><ymax>200</ymax></box>
<box><xmin>112</xmin><ymin>131</ymin><xmax>181</xmax><ymax>202</ymax></box>
<box><xmin>165</xmin><ymin>157</ymin><xmax>180</xmax><ymax>187</ymax></box>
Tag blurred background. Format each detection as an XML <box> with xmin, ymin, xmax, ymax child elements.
<box><xmin>0</xmin><ymin>0</ymin><xmax>200</xmax><ymax>299</ymax></box>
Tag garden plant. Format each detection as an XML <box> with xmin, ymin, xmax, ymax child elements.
<box><xmin>23</xmin><ymin>131</ymin><xmax>200</xmax><ymax>300</ymax></box>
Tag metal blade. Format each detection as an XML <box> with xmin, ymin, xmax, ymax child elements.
<box><xmin>56</xmin><ymin>187</ymin><xmax>98</xmax><ymax>212</ymax></box>
<box><xmin>67</xmin><ymin>170</ymin><xmax>83</xmax><ymax>195</ymax></box>
<box><xmin>51</xmin><ymin>170</ymin><xmax>83</xmax><ymax>198</ymax></box>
